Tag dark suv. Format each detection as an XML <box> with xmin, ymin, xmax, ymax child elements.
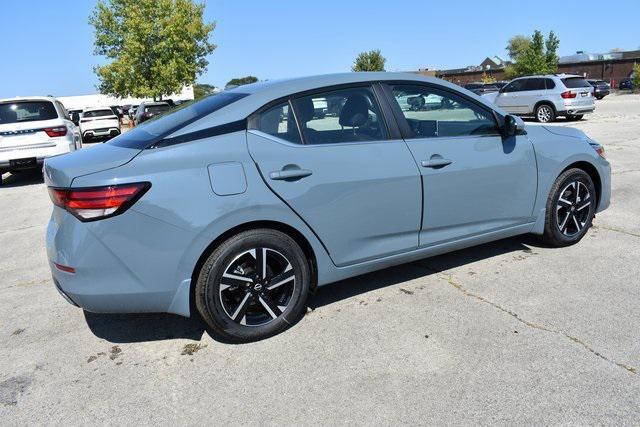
<box><xmin>587</xmin><ymin>80</ymin><xmax>610</xmax><ymax>99</ymax></box>
<box><xmin>134</xmin><ymin>102</ymin><xmax>171</xmax><ymax>125</ymax></box>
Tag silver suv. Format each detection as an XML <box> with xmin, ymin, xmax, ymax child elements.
<box><xmin>483</xmin><ymin>74</ymin><xmax>595</xmax><ymax>123</ymax></box>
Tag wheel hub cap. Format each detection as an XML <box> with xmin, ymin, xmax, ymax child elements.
<box><xmin>219</xmin><ymin>248</ymin><xmax>296</xmax><ymax>327</ymax></box>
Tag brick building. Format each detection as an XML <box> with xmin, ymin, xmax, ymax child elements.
<box><xmin>432</xmin><ymin>51</ymin><xmax>639</xmax><ymax>86</ymax></box>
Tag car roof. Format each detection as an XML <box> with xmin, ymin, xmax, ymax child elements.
<box><xmin>83</xmin><ymin>106</ymin><xmax>114</xmax><ymax>112</ymax></box>
<box><xmin>172</xmin><ymin>72</ymin><xmax>509</xmax><ymax>137</ymax></box>
<box><xmin>0</xmin><ymin>96</ymin><xmax>59</xmax><ymax>104</ymax></box>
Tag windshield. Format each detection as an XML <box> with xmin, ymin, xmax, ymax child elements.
<box><xmin>562</xmin><ymin>78</ymin><xmax>591</xmax><ymax>89</ymax></box>
<box><xmin>83</xmin><ymin>109</ymin><xmax>113</xmax><ymax>118</ymax></box>
<box><xmin>109</xmin><ymin>92</ymin><xmax>249</xmax><ymax>149</ymax></box>
<box><xmin>0</xmin><ymin>101</ymin><xmax>57</xmax><ymax>124</ymax></box>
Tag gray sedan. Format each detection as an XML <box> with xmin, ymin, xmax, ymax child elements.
<box><xmin>43</xmin><ymin>72</ymin><xmax>610</xmax><ymax>342</ymax></box>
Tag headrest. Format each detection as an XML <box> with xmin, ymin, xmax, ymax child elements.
<box><xmin>296</xmin><ymin>98</ymin><xmax>315</xmax><ymax>124</ymax></box>
<box><xmin>339</xmin><ymin>94</ymin><xmax>369</xmax><ymax>128</ymax></box>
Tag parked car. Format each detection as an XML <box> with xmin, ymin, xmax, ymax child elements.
<box><xmin>79</xmin><ymin>107</ymin><xmax>121</xmax><ymax>143</ymax></box>
<box><xmin>619</xmin><ymin>78</ymin><xmax>635</xmax><ymax>90</ymax></box>
<box><xmin>134</xmin><ymin>101</ymin><xmax>171</xmax><ymax>125</ymax></box>
<box><xmin>0</xmin><ymin>96</ymin><xmax>81</xmax><ymax>185</ymax></box>
<box><xmin>483</xmin><ymin>74</ymin><xmax>595</xmax><ymax>122</ymax></box>
<box><xmin>587</xmin><ymin>79</ymin><xmax>610</xmax><ymax>100</ymax></box>
<box><xmin>463</xmin><ymin>82</ymin><xmax>499</xmax><ymax>95</ymax></box>
<box><xmin>44</xmin><ymin>73</ymin><xmax>610</xmax><ymax>341</ymax></box>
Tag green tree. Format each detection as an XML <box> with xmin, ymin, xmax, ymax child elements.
<box><xmin>90</xmin><ymin>0</ymin><xmax>216</xmax><ymax>100</ymax></box>
<box><xmin>225</xmin><ymin>76</ymin><xmax>258</xmax><ymax>88</ymax></box>
<box><xmin>509</xmin><ymin>30</ymin><xmax>560</xmax><ymax>78</ymax></box>
<box><xmin>633</xmin><ymin>63</ymin><xmax>640</xmax><ymax>92</ymax></box>
<box><xmin>352</xmin><ymin>49</ymin><xmax>386</xmax><ymax>72</ymax></box>
<box><xmin>506</xmin><ymin>35</ymin><xmax>532</xmax><ymax>61</ymax></box>
<box><xmin>193</xmin><ymin>83</ymin><xmax>218</xmax><ymax>99</ymax></box>
<box><xmin>481</xmin><ymin>72</ymin><xmax>496</xmax><ymax>84</ymax></box>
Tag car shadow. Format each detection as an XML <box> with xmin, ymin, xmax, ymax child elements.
<box><xmin>83</xmin><ymin>234</ymin><xmax>548</xmax><ymax>344</ymax></box>
<box><xmin>0</xmin><ymin>170</ymin><xmax>44</xmax><ymax>188</ymax></box>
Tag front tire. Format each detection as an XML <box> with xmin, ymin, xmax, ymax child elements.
<box><xmin>535</xmin><ymin>104</ymin><xmax>556</xmax><ymax>123</ymax></box>
<box><xmin>541</xmin><ymin>168</ymin><xmax>596</xmax><ymax>247</ymax></box>
<box><xmin>195</xmin><ymin>229</ymin><xmax>311</xmax><ymax>342</ymax></box>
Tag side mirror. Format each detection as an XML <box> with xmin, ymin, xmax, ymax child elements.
<box><xmin>503</xmin><ymin>114</ymin><xmax>525</xmax><ymax>137</ymax></box>
<box><xmin>71</xmin><ymin>112</ymin><xmax>80</xmax><ymax>125</ymax></box>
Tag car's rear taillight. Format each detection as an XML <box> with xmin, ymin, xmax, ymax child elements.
<box><xmin>561</xmin><ymin>91</ymin><xmax>577</xmax><ymax>99</ymax></box>
<box><xmin>44</xmin><ymin>126</ymin><xmax>67</xmax><ymax>137</ymax></box>
<box><xmin>48</xmin><ymin>182</ymin><xmax>150</xmax><ymax>221</ymax></box>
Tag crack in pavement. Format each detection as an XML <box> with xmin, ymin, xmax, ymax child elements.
<box><xmin>0</xmin><ymin>224</ymin><xmax>44</xmax><ymax>235</ymax></box>
<box><xmin>593</xmin><ymin>225</ymin><xmax>640</xmax><ymax>239</ymax></box>
<box><xmin>419</xmin><ymin>264</ymin><xmax>637</xmax><ymax>375</ymax></box>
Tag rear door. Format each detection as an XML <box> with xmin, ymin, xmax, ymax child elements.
<box><xmin>247</xmin><ymin>84</ymin><xmax>422</xmax><ymax>266</ymax></box>
<box><xmin>519</xmin><ymin>78</ymin><xmax>547</xmax><ymax>113</ymax></box>
<box><xmin>383</xmin><ymin>83</ymin><xmax>538</xmax><ymax>246</ymax></box>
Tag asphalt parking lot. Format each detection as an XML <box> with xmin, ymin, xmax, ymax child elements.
<box><xmin>1</xmin><ymin>95</ymin><xmax>639</xmax><ymax>424</ymax></box>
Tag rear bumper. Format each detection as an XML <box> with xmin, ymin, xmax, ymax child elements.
<box><xmin>46</xmin><ymin>207</ymin><xmax>195</xmax><ymax>316</ymax></box>
<box><xmin>0</xmin><ymin>143</ymin><xmax>73</xmax><ymax>171</ymax></box>
<box><xmin>82</xmin><ymin>128</ymin><xmax>120</xmax><ymax>139</ymax></box>
<box><xmin>559</xmin><ymin>107</ymin><xmax>595</xmax><ymax>116</ymax></box>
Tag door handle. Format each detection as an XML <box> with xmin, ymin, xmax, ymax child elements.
<box><xmin>269</xmin><ymin>168</ymin><xmax>313</xmax><ymax>181</ymax></box>
<box><xmin>421</xmin><ymin>159</ymin><xmax>453</xmax><ymax>168</ymax></box>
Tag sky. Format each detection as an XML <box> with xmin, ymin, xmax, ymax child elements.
<box><xmin>1</xmin><ymin>0</ymin><xmax>638</xmax><ymax>98</ymax></box>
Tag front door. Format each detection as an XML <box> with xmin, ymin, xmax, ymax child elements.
<box><xmin>494</xmin><ymin>78</ymin><xmax>529</xmax><ymax>114</ymax></box>
<box><xmin>384</xmin><ymin>83</ymin><xmax>538</xmax><ymax>246</ymax></box>
<box><xmin>247</xmin><ymin>85</ymin><xmax>422</xmax><ymax>266</ymax></box>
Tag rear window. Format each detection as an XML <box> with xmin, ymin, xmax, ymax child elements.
<box><xmin>83</xmin><ymin>109</ymin><xmax>113</xmax><ymax>118</ymax></box>
<box><xmin>562</xmin><ymin>78</ymin><xmax>591</xmax><ymax>89</ymax></box>
<box><xmin>145</xmin><ymin>104</ymin><xmax>170</xmax><ymax>114</ymax></box>
<box><xmin>0</xmin><ymin>101</ymin><xmax>58</xmax><ymax>124</ymax></box>
<box><xmin>109</xmin><ymin>92</ymin><xmax>249</xmax><ymax>149</ymax></box>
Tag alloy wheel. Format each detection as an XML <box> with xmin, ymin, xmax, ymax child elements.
<box><xmin>556</xmin><ymin>181</ymin><xmax>591</xmax><ymax>236</ymax></box>
<box><xmin>219</xmin><ymin>248</ymin><xmax>295</xmax><ymax>327</ymax></box>
<box><xmin>537</xmin><ymin>105</ymin><xmax>553</xmax><ymax>122</ymax></box>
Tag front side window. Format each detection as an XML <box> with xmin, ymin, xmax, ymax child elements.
<box><xmin>391</xmin><ymin>84</ymin><xmax>498</xmax><ymax>139</ymax></box>
<box><xmin>257</xmin><ymin>102</ymin><xmax>301</xmax><ymax>144</ymax></box>
<box><xmin>502</xmin><ymin>79</ymin><xmax>527</xmax><ymax>93</ymax></box>
<box><xmin>291</xmin><ymin>86</ymin><xmax>387</xmax><ymax>144</ymax></box>
<box><xmin>0</xmin><ymin>101</ymin><xmax>58</xmax><ymax>124</ymax></box>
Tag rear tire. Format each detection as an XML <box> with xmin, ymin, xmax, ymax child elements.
<box><xmin>541</xmin><ymin>168</ymin><xmax>596</xmax><ymax>247</ymax></box>
<box><xmin>535</xmin><ymin>104</ymin><xmax>556</xmax><ymax>123</ymax></box>
<box><xmin>195</xmin><ymin>229</ymin><xmax>311</xmax><ymax>342</ymax></box>
<box><xmin>567</xmin><ymin>114</ymin><xmax>584</xmax><ymax>121</ymax></box>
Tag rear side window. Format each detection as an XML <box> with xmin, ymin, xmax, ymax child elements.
<box><xmin>257</xmin><ymin>102</ymin><xmax>302</xmax><ymax>144</ymax></box>
<box><xmin>544</xmin><ymin>79</ymin><xmax>556</xmax><ymax>89</ymax></box>
<box><xmin>523</xmin><ymin>79</ymin><xmax>546</xmax><ymax>91</ymax></box>
<box><xmin>291</xmin><ymin>86</ymin><xmax>387</xmax><ymax>145</ymax></box>
<box><xmin>0</xmin><ymin>101</ymin><xmax>58</xmax><ymax>124</ymax></box>
<box><xmin>562</xmin><ymin>78</ymin><xmax>591</xmax><ymax>88</ymax></box>
<box><xmin>83</xmin><ymin>109</ymin><xmax>114</xmax><ymax>118</ymax></box>
<box><xmin>109</xmin><ymin>92</ymin><xmax>249</xmax><ymax>149</ymax></box>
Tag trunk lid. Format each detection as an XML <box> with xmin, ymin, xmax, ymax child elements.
<box><xmin>43</xmin><ymin>143</ymin><xmax>141</xmax><ymax>188</ymax></box>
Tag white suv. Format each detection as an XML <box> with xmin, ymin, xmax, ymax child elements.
<box><xmin>0</xmin><ymin>97</ymin><xmax>81</xmax><ymax>185</ymax></box>
<box><xmin>483</xmin><ymin>74</ymin><xmax>595</xmax><ymax>123</ymax></box>
<box><xmin>79</xmin><ymin>107</ymin><xmax>121</xmax><ymax>143</ymax></box>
